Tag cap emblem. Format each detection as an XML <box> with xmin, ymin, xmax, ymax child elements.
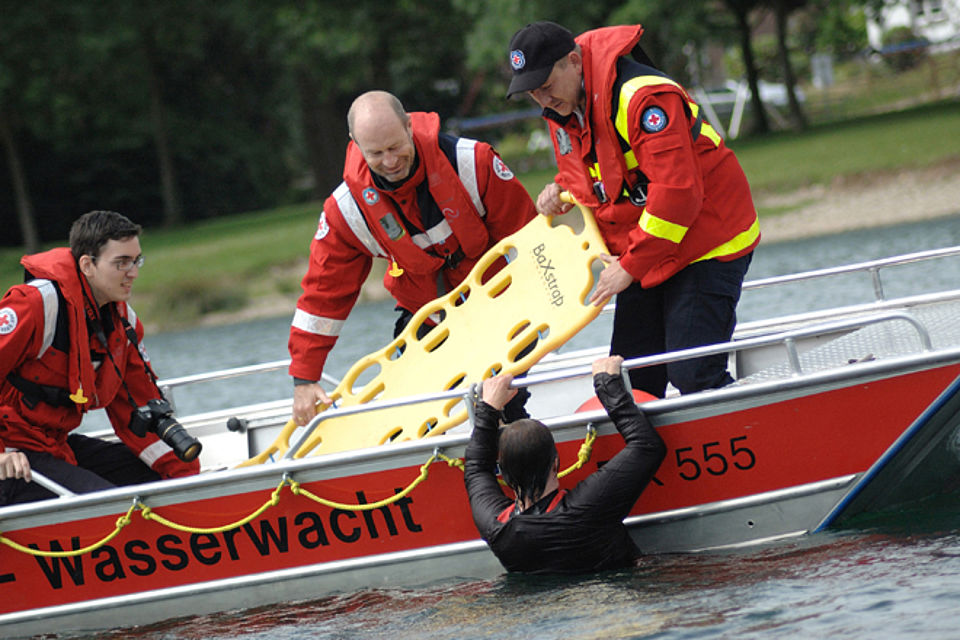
<box><xmin>510</xmin><ymin>49</ymin><xmax>526</xmax><ymax>71</ymax></box>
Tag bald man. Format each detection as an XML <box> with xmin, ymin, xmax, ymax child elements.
<box><xmin>289</xmin><ymin>91</ymin><xmax>537</xmax><ymax>426</ymax></box>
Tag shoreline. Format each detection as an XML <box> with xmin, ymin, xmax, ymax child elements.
<box><xmin>755</xmin><ymin>158</ymin><xmax>960</xmax><ymax>244</ymax></box>
<box><xmin>178</xmin><ymin>161</ymin><xmax>960</xmax><ymax>332</ymax></box>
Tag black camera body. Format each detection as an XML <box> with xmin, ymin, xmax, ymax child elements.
<box><xmin>129</xmin><ymin>398</ymin><xmax>202</xmax><ymax>462</ymax></box>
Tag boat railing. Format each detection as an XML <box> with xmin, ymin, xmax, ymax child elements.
<box><xmin>158</xmin><ymin>361</ymin><xmax>340</xmax><ymax>414</ymax></box>
<box><xmin>284</xmin><ymin>309</ymin><xmax>932</xmax><ymax>459</ymax></box>
<box><xmin>26</xmin><ymin>470</ymin><xmax>77</xmax><ymax>498</ymax></box>
<box><xmin>741</xmin><ymin>245</ymin><xmax>960</xmax><ymax>301</ymax></box>
<box><xmin>155</xmin><ymin>246</ymin><xmax>960</xmax><ymax>412</ymax></box>
<box><xmin>526</xmin><ymin>309</ymin><xmax>932</xmax><ymax>385</ymax></box>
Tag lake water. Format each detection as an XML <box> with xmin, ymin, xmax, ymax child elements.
<box><xmin>73</xmin><ymin>214</ymin><xmax>960</xmax><ymax>639</ymax></box>
<box><xmin>83</xmin><ymin>502</ymin><xmax>960</xmax><ymax>639</ymax></box>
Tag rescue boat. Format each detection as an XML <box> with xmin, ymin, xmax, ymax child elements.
<box><xmin>4</xmin><ymin>215</ymin><xmax>960</xmax><ymax>637</ymax></box>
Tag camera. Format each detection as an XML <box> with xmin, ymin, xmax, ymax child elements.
<box><xmin>129</xmin><ymin>398</ymin><xmax>202</xmax><ymax>462</ymax></box>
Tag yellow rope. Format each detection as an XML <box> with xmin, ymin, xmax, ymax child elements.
<box><xmin>0</xmin><ymin>428</ymin><xmax>596</xmax><ymax>558</ymax></box>
<box><xmin>558</xmin><ymin>426</ymin><xmax>597</xmax><ymax>479</ymax></box>
<box><xmin>437</xmin><ymin>451</ymin><xmax>464</xmax><ymax>471</ymax></box>
<box><xmin>0</xmin><ymin>502</ymin><xmax>137</xmax><ymax>558</ymax></box>
<box><xmin>291</xmin><ymin>453</ymin><xmax>441</xmax><ymax>510</ymax></box>
<box><xmin>138</xmin><ymin>477</ymin><xmax>290</xmax><ymax>534</ymax></box>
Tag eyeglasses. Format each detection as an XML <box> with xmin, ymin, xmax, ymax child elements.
<box><xmin>91</xmin><ymin>254</ymin><xmax>145</xmax><ymax>272</ymax></box>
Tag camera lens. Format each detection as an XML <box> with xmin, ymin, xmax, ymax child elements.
<box><xmin>156</xmin><ymin>417</ymin><xmax>203</xmax><ymax>462</ymax></box>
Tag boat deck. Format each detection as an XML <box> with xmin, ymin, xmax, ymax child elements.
<box><xmin>737</xmin><ymin>299</ymin><xmax>960</xmax><ymax>384</ymax></box>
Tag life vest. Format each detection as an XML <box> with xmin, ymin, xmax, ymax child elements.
<box><xmin>336</xmin><ymin>112</ymin><xmax>491</xmax><ymax>277</ymax></box>
<box><xmin>497</xmin><ymin>488</ymin><xmax>568</xmax><ymax>523</ymax></box>
<box><xmin>7</xmin><ymin>275</ymin><xmax>146</xmax><ymax>413</ymax></box>
<box><xmin>5</xmin><ymin>248</ymin><xmax>128</xmax><ymax>414</ymax></box>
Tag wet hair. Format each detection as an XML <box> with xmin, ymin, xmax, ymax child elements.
<box><xmin>69</xmin><ymin>210</ymin><xmax>141</xmax><ymax>261</ymax></box>
<box><xmin>498</xmin><ymin>419</ymin><xmax>558</xmax><ymax>506</ymax></box>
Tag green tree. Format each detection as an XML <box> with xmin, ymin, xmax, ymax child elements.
<box><xmin>613</xmin><ymin>0</ymin><xmax>773</xmax><ymax>135</ymax></box>
<box><xmin>769</xmin><ymin>0</ymin><xmax>809</xmax><ymax>129</ymax></box>
<box><xmin>0</xmin><ymin>2</ymin><xmax>84</xmax><ymax>251</ymax></box>
<box><xmin>75</xmin><ymin>1</ymin><xmax>289</xmax><ymax>226</ymax></box>
<box><xmin>457</xmin><ymin>0</ymin><xmax>626</xmax><ymax>112</ymax></box>
<box><xmin>610</xmin><ymin>0</ymin><xmax>717</xmax><ymax>84</ymax></box>
<box><xmin>722</xmin><ymin>0</ymin><xmax>771</xmax><ymax>134</ymax></box>
<box><xmin>794</xmin><ymin>0</ymin><xmax>868</xmax><ymax>60</ymax></box>
<box><xmin>267</xmin><ymin>0</ymin><xmax>479</xmax><ymax>199</ymax></box>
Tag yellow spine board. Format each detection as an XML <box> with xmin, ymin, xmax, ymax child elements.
<box><xmin>242</xmin><ymin>201</ymin><xmax>608</xmax><ymax>464</ymax></box>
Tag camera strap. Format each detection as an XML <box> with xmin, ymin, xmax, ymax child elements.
<box><xmin>118</xmin><ymin>315</ymin><xmax>162</xmax><ymax>390</ymax></box>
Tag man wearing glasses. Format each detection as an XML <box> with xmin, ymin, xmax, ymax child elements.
<box><xmin>0</xmin><ymin>210</ymin><xmax>199</xmax><ymax>506</ymax></box>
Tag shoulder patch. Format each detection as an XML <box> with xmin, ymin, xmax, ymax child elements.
<box><xmin>315</xmin><ymin>211</ymin><xmax>330</xmax><ymax>240</ymax></box>
<box><xmin>362</xmin><ymin>187</ymin><xmax>380</xmax><ymax>205</ymax></box>
<box><xmin>0</xmin><ymin>307</ymin><xmax>18</xmax><ymax>335</ymax></box>
<box><xmin>492</xmin><ymin>156</ymin><xmax>515</xmax><ymax>181</ymax></box>
<box><xmin>641</xmin><ymin>106</ymin><xmax>668</xmax><ymax>133</ymax></box>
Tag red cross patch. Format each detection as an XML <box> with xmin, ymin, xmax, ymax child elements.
<box><xmin>0</xmin><ymin>308</ymin><xmax>18</xmax><ymax>335</ymax></box>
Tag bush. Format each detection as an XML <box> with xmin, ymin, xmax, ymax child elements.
<box><xmin>148</xmin><ymin>278</ymin><xmax>248</xmax><ymax>327</ymax></box>
<box><xmin>881</xmin><ymin>26</ymin><xmax>930</xmax><ymax>72</ymax></box>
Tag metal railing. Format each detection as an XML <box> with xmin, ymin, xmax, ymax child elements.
<box><xmin>741</xmin><ymin>245</ymin><xmax>960</xmax><ymax>301</ymax></box>
<box><xmin>282</xmin><ymin>309</ymin><xmax>933</xmax><ymax>460</ymax></box>
<box><xmin>154</xmin><ymin>246</ymin><xmax>960</xmax><ymax>411</ymax></box>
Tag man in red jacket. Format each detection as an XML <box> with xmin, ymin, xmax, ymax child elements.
<box><xmin>0</xmin><ymin>210</ymin><xmax>199</xmax><ymax>506</ymax></box>
<box><xmin>506</xmin><ymin>22</ymin><xmax>760</xmax><ymax>397</ymax></box>
<box><xmin>289</xmin><ymin>91</ymin><xmax>537</xmax><ymax>426</ymax></box>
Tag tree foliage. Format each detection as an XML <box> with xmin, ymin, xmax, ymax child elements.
<box><xmin>609</xmin><ymin>0</ymin><xmax>721</xmax><ymax>84</ymax></box>
<box><xmin>1</xmin><ymin>1</ymin><xmax>880</xmax><ymax>249</ymax></box>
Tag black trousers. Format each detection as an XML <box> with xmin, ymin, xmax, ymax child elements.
<box><xmin>611</xmin><ymin>253</ymin><xmax>753</xmax><ymax>397</ymax></box>
<box><xmin>0</xmin><ymin>433</ymin><xmax>160</xmax><ymax>506</ymax></box>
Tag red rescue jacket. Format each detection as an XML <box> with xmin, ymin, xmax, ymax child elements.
<box><xmin>546</xmin><ymin>25</ymin><xmax>760</xmax><ymax>287</ymax></box>
<box><xmin>0</xmin><ymin>248</ymin><xmax>198</xmax><ymax>478</ymax></box>
<box><xmin>289</xmin><ymin>112</ymin><xmax>536</xmax><ymax>381</ymax></box>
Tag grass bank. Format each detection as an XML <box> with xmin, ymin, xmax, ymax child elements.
<box><xmin>2</xmin><ymin>99</ymin><xmax>958</xmax><ymax>331</ymax></box>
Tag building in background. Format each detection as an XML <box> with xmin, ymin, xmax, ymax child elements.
<box><xmin>866</xmin><ymin>0</ymin><xmax>960</xmax><ymax>51</ymax></box>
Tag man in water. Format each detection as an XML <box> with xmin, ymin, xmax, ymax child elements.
<box><xmin>464</xmin><ymin>355</ymin><xmax>665</xmax><ymax>573</ymax></box>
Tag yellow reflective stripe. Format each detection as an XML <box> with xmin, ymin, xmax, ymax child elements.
<box><xmin>689</xmin><ymin>103</ymin><xmax>722</xmax><ymax>147</ymax></box>
<box><xmin>616</xmin><ymin>76</ymin><xmax>722</xmax><ymax>149</ymax></box>
<box><xmin>615</xmin><ymin>76</ymin><xmax>686</xmax><ymax>141</ymax></box>
<box><xmin>624</xmin><ymin>149</ymin><xmax>638</xmax><ymax>169</ymax></box>
<box><xmin>639</xmin><ymin>209</ymin><xmax>688</xmax><ymax>244</ymax></box>
<box><xmin>694</xmin><ymin>217</ymin><xmax>761</xmax><ymax>262</ymax></box>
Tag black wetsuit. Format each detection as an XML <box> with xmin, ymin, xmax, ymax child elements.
<box><xmin>464</xmin><ymin>372</ymin><xmax>667</xmax><ymax>574</ymax></box>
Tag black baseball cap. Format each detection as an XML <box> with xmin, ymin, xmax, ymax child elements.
<box><xmin>506</xmin><ymin>21</ymin><xmax>576</xmax><ymax>98</ymax></box>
